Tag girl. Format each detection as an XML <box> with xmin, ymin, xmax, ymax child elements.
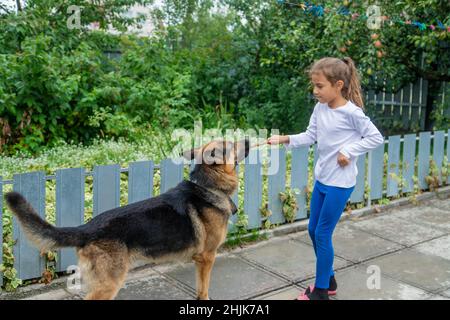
<box><xmin>267</xmin><ymin>57</ymin><xmax>384</xmax><ymax>300</ymax></box>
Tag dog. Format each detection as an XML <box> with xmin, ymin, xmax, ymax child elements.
<box><xmin>5</xmin><ymin>139</ymin><xmax>250</xmax><ymax>300</ymax></box>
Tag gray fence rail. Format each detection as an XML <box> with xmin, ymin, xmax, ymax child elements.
<box><xmin>0</xmin><ymin>130</ymin><xmax>449</xmax><ymax>283</ymax></box>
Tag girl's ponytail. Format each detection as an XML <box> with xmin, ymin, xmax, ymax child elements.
<box><xmin>341</xmin><ymin>57</ymin><xmax>364</xmax><ymax>110</ymax></box>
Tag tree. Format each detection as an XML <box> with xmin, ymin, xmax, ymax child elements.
<box><xmin>223</xmin><ymin>0</ymin><xmax>449</xmax><ymax>130</ymax></box>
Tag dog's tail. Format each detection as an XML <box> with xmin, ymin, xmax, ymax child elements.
<box><xmin>5</xmin><ymin>192</ymin><xmax>86</xmax><ymax>251</ymax></box>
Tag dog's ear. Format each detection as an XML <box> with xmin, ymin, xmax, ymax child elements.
<box><xmin>181</xmin><ymin>147</ymin><xmax>202</xmax><ymax>161</ymax></box>
<box><xmin>203</xmin><ymin>142</ymin><xmax>225</xmax><ymax>164</ymax></box>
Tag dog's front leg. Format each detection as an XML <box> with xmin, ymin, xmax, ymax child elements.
<box><xmin>193</xmin><ymin>251</ymin><xmax>216</xmax><ymax>300</ymax></box>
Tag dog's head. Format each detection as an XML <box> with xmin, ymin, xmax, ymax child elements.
<box><xmin>182</xmin><ymin>139</ymin><xmax>250</xmax><ymax>194</ymax></box>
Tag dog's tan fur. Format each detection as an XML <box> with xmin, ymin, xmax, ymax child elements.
<box><xmin>77</xmin><ymin>241</ymin><xmax>129</xmax><ymax>300</ymax></box>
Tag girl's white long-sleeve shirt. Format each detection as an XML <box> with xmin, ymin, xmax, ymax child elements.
<box><xmin>285</xmin><ymin>101</ymin><xmax>384</xmax><ymax>188</ymax></box>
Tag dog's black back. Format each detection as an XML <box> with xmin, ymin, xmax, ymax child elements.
<box><xmin>79</xmin><ymin>181</ymin><xmax>222</xmax><ymax>256</ymax></box>
<box><xmin>5</xmin><ymin>180</ymin><xmax>231</xmax><ymax>258</ymax></box>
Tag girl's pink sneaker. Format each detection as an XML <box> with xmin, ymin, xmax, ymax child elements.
<box><xmin>298</xmin><ymin>285</ymin><xmax>337</xmax><ymax>300</ymax></box>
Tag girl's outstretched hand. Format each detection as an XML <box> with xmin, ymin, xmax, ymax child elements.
<box><xmin>267</xmin><ymin>135</ymin><xmax>288</xmax><ymax>145</ymax></box>
<box><xmin>337</xmin><ymin>152</ymin><xmax>350</xmax><ymax>167</ymax></box>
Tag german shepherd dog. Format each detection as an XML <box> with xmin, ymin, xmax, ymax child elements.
<box><xmin>5</xmin><ymin>139</ymin><xmax>250</xmax><ymax>300</ymax></box>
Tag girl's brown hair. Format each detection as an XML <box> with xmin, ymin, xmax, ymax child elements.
<box><xmin>309</xmin><ymin>57</ymin><xmax>364</xmax><ymax>110</ymax></box>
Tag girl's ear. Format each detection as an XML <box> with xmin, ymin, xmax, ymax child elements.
<box><xmin>335</xmin><ymin>80</ymin><xmax>344</xmax><ymax>91</ymax></box>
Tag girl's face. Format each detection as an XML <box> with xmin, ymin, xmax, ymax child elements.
<box><xmin>311</xmin><ymin>72</ymin><xmax>344</xmax><ymax>104</ymax></box>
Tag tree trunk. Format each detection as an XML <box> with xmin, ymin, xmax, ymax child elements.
<box><xmin>424</xmin><ymin>80</ymin><xmax>442</xmax><ymax>131</ymax></box>
<box><xmin>16</xmin><ymin>0</ymin><xmax>22</xmax><ymax>12</ymax></box>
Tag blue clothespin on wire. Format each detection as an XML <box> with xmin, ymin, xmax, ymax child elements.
<box><xmin>437</xmin><ymin>20</ymin><xmax>446</xmax><ymax>30</ymax></box>
<box><xmin>315</xmin><ymin>5</ymin><xmax>324</xmax><ymax>16</ymax></box>
<box><xmin>412</xmin><ymin>21</ymin><xmax>426</xmax><ymax>31</ymax></box>
<box><xmin>337</xmin><ymin>6</ymin><xmax>350</xmax><ymax>15</ymax></box>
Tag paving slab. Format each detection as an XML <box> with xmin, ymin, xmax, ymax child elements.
<box><xmin>238</xmin><ymin>238</ymin><xmax>351</xmax><ymax>282</ymax></box>
<box><xmin>23</xmin><ymin>289</ymin><xmax>73</xmax><ymax>300</ymax></box>
<box><xmin>293</xmin><ymin>222</ymin><xmax>403</xmax><ymax>263</ymax></box>
<box><xmin>426</xmin><ymin>197</ymin><xmax>450</xmax><ymax>212</ymax></box>
<box><xmin>387</xmin><ymin>204</ymin><xmax>450</xmax><ymax>232</ymax></box>
<box><xmin>253</xmin><ymin>286</ymin><xmax>304</xmax><ymax>300</ymax></box>
<box><xmin>425</xmin><ymin>294</ymin><xmax>449</xmax><ymax>300</ymax></box>
<box><xmin>300</xmin><ymin>265</ymin><xmax>432</xmax><ymax>300</ymax></box>
<box><xmin>161</xmin><ymin>254</ymin><xmax>288</xmax><ymax>300</ymax></box>
<box><xmin>116</xmin><ymin>275</ymin><xmax>195</xmax><ymax>300</ymax></box>
<box><xmin>363</xmin><ymin>249</ymin><xmax>450</xmax><ymax>292</ymax></box>
<box><xmin>412</xmin><ymin>235</ymin><xmax>450</xmax><ymax>261</ymax></box>
<box><xmin>33</xmin><ymin>270</ymin><xmax>195</xmax><ymax>300</ymax></box>
<box><xmin>437</xmin><ymin>288</ymin><xmax>450</xmax><ymax>298</ymax></box>
<box><xmin>351</xmin><ymin>213</ymin><xmax>446</xmax><ymax>246</ymax></box>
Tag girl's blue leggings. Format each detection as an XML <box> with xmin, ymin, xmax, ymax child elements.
<box><xmin>308</xmin><ymin>180</ymin><xmax>355</xmax><ymax>289</ymax></box>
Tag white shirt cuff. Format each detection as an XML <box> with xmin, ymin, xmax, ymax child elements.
<box><xmin>339</xmin><ymin>149</ymin><xmax>351</xmax><ymax>159</ymax></box>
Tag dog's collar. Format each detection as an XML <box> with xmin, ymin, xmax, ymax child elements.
<box><xmin>187</xmin><ymin>179</ymin><xmax>237</xmax><ymax>215</ymax></box>
<box><xmin>188</xmin><ymin>179</ymin><xmax>228</xmax><ymax>199</ymax></box>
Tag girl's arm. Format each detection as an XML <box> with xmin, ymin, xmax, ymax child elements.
<box><xmin>285</xmin><ymin>105</ymin><xmax>317</xmax><ymax>148</ymax></box>
<box><xmin>339</xmin><ymin>108</ymin><xmax>384</xmax><ymax>159</ymax></box>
